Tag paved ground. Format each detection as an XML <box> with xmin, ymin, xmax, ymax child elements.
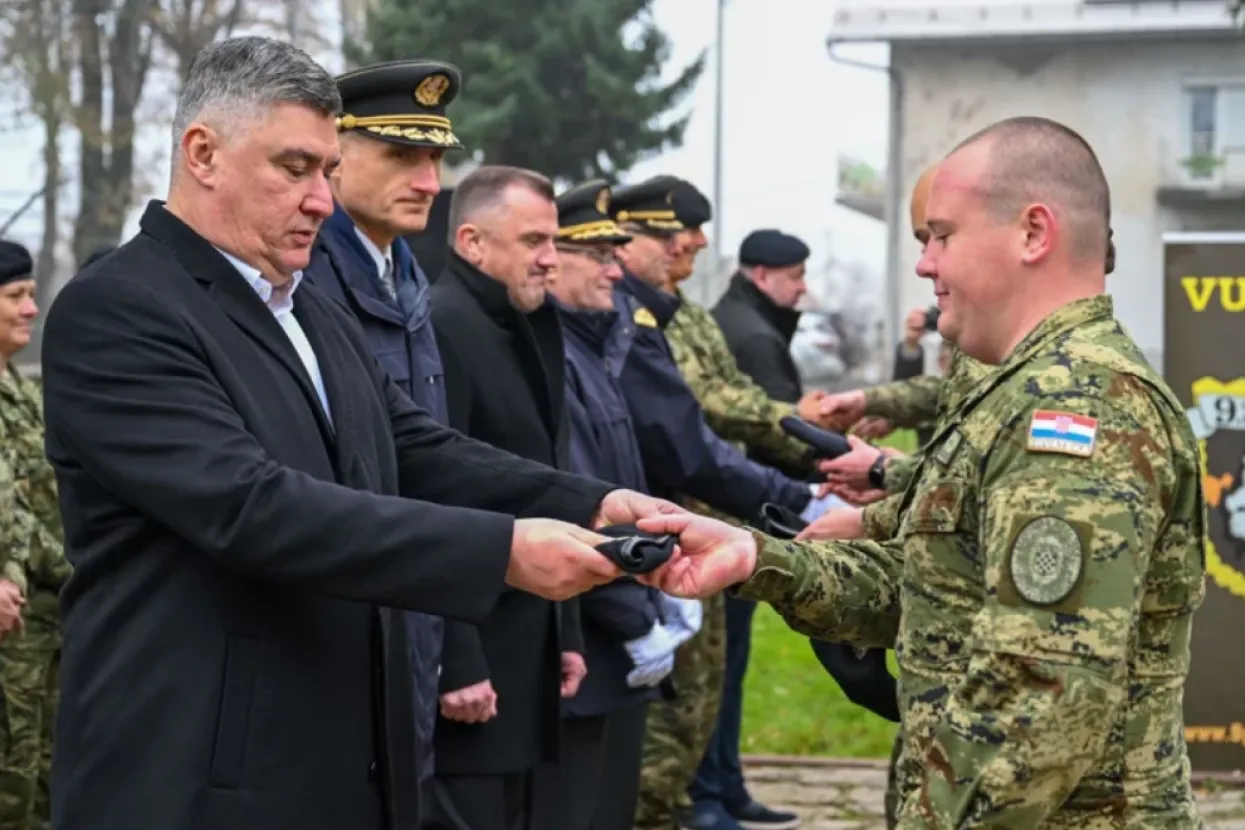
<box><xmin>744</xmin><ymin>757</ymin><xmax>1245</xmax><ymax>829</ymax></box>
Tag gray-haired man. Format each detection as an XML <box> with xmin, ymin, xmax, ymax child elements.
<box><xmin>39</xmin><ymin>35</ymin><xmax>681</xmax><ymax>830</ymax></box>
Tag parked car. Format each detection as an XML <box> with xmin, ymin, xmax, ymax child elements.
<box><xmin>790</xmin><ymin>312</ymin><xmax>846</xmax><ymax>389</ymax></box>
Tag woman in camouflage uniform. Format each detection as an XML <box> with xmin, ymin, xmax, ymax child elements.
<box><xmin>0</xmin><ymin>240</ymin><xmax>71</xmax><ymax>830</ymax></box>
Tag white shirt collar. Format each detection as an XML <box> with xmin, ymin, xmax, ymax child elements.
<box><xmin>354</xmin><ymin>227</ymin><xmax>394</xmax><ymax>280</ymax></box>
<box><xmin>214</xmin><ymin>247</ymin><xmax>303</xmax><ymax>314</ymax></box>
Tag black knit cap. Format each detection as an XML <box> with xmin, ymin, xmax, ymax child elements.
<box><xmin>738</xmin><ymin>229</ymin><xmax>809</xmax><ymax>268</ymax></box>
<box><xmin>0</xmin><ymin>240</ymin><xmax>33</xmax><ymax>287</ymax></box>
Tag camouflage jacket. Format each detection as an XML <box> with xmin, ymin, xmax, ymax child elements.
<box><xmin>0</xmin><ymin>364</ymin><xmax>71</xmax><ymax>600</ymax></box>
<box><xmin>665</xmin><ymin>291</ymin><xmax>813</xmax><ymax>474</ymax></box>
<box><xmin>862</xmin><ymin>350</ymin><xmax>991</xmax><ymax>540</ymax></box>
<box><xmin>863</xmin><ymin>375</ymin><xmax>943</xmax><ymax>430</ymax></box>
<box><xmin>0</xmin><ymin>453</ymin><xmax>32</xmax><ymax>590</ymax></box>
<box><xmin>739</xmin><ymin>296</ymin><xmax>1205</xmax><ymax>828</ymax></box>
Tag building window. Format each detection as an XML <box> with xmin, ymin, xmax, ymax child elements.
<box><xmin>1187</xmin><ymin>83</ymin><xmax>1245</xmax><ymax>181</ymax></box>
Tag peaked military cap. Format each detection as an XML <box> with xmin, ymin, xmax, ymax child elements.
<box><xmin>738</xmin><ymin>229</ymin><xmax>809</xmax><ymax>268</ymax></box>
<box><xmin>555</xmin><ymin>180</ymin><xmax>631</xmax><ymax>245</ymax></box>
<box><xmin>610</xmin><ymin>177</ymin><xmax>684</xmax><ymax>236</ymax></box>
<box><xmin>0</xmin><ymin>240</ymin><xmax>33</xmax><ymax>286</ymax></box>
<box><xmin>650</xmin><ymin>176</ymin><xmax>712</xmax><ymax>228</ymax></box>
<box><xmin>335</xmin><ymin>60</ymin><xmax>464</xmax><ymax>150</ymax></box>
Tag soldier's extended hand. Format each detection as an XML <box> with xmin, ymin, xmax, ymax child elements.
<box><xmin>818</xmin><ymin>390</ymin><xmax>867</xmax><ymax>432</ymax></box>
<box><xmin>819</xmin><ymin>435</ymin><xmax>883</xmax><ymax>490</ymax></box>
<box><xmin>796</xmin><ymin>389</ymin><xmax>830</xmax><ymax>424</ymax></box>
<box><xmin>506</xmin><ymin>519</ymin><xmax>620</xmax><ymax>601</ymax></box>
<box><xmin>633</xmin><ymin>513</ymin><xmax>756</xmax><ymax>598</ymax></box>
<box><xmin>0</xmin><ymin>579</ymin><xmax>25</xmax><ymax>640</ymax></box>
<box><xmin>852</xmin><ymin>416</ymin><xmax>894</xmax><ymax>440</ymax></box>
<box><xmin>819</xmin><ymin>481</ymin><xmax>887</xmax><ymax>507</ymax></box>
<box><xmin>795</xmin><ymin>506</ymin><xmax>864</xmax><ymax>541</ymax></box>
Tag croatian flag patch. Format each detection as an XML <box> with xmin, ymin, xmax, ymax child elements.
<box><xmin>1026</xmin><ymin>410</ymin><xmax>1098</xmax><ymax>458</ymax></box>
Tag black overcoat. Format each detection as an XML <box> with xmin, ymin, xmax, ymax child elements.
<box><xmin>40</xmin><ymin>202</ymin><xmax>612</xmax><ymax>830</ymax></box>
<box><xmin>429</xmin><ymin>252</ymin><xmax>583</xmax><ymax>775</ymax></box>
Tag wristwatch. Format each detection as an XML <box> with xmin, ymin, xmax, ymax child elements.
<box><xmin>868</xmin><ymin>454</ymin><xmax>887</xmax><ymax>491</ymax></box>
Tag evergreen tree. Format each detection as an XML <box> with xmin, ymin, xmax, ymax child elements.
<box><xmin>352</xmin><ymin>0</ymin><xmax>705</xmax><ymax>184</ymax></box>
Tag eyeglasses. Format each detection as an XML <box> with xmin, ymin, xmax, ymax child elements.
<box><xmin>556</xmin><ymin>245</ymin><xmax>621</xmax><ymax>267</ymax></box>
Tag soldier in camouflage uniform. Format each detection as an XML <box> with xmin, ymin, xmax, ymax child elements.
<box><xmin>631</xmin><ymin>180</ymin><xmax>827</xmax><ymax>830</ymax></box>
<box><xmin>0</xmin><ymin>240</ymin><xmax>70</xmax><ymax>830</ymax></box>
<box><xmin>644</xmin><ymin>117</ymin><xmax>1206</xmax><ymax>829</ymax></box>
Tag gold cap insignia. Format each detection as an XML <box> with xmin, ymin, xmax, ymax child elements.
<box><xmin>634</xmin><ymin>307</ymin><xmax>658</xmax><ymax>328</ymax></box>
<box><xmin>596</xmin><ymin>188</ymin><xmax>610</xmax><ymax>216</ymax></box>
<box><xmin>665</xmin><ymin>191</ymin><xmax>674</xmax><ymax>205</ymax></box>
<box><xmin>414</xmin><ymin>74</ymin><xmax>451</xmax><ymax>108</ymax></box>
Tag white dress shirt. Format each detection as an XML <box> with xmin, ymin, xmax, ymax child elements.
<box><xmin>214</xmin><ymin>248</ymin><xmax>333</xmax><ymax>425</ymax></box>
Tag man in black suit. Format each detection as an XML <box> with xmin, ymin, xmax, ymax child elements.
<box><xmin>423</xmin><ymin>165</ymin><xmax>587</xmax><ymax>830</ymax></box>
<box><xmin>38</xmin><ymin>36</ymin><xmax>675</xmax><ymax>830</ymax></box>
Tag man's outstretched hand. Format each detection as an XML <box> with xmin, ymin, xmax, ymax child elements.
<box><xmin>632</xmin><ymin>513</ymin><xmax>758</xmax><ymax>598</ymax></box>
<box><xmin>592</xmin><ymin>489</ymin><xmax>687</xmax><ymax>530</ymax></box>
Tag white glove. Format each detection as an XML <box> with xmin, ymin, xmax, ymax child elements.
<box><xmin>800</xmin><ymin>485</ymin><xmax>849</xmax><ymax>523</ymax></box>
<box><xmin>658</xmin><ymin>594</ymin><xmax>702</xmax><ymax>647</ymax></box>
<box><xmin>626</xmin><ymin>650</ymin><xmax>676</xmax><ymax>688</ymax></box>
<box><xmin>623</xmin><ymin>623</ymin><xmax>679</xmax><ymax>688</ymax></box>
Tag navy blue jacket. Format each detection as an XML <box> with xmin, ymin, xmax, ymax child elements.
<box><xmin>303</xmin><ymin>204</ymin><xmax>445</xmax><ymax>781</ymax></box>
<box><xmin>614</xmin><ymin>274</ymin><xmax>810</xmax><ymax>522</ymax></box>
<box><xmin>558</xmin><ymin>301</ymin><xmax>665</xmax><ymax>718</ymax></box>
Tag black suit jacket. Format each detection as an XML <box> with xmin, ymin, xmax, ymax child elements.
<box><xmin>430</xmin><ymin>252</ymin><xmax>582</xmax><ymax>775</ymax></box>
<box><xmin>40</xmin><ymin>202</ymin><xmax>613</xmax><ymax>830</ymax></box>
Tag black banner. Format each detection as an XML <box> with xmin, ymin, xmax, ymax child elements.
<box><xmin>1163</xmin><ymin>233</ymin><xmax>1245</xmax><ymax>773</ymax></box>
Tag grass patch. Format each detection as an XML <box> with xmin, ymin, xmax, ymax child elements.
<box><xmin>741</xmin><ymin>604</ymin><xmax>898</xmax><ymax>758</ymax></box>
<box><xmin>876</xmin><ymin>428</ymin><xmax>919</xmax><ymax>455</ymax></box>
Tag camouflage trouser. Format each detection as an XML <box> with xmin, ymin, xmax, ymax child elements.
<box><xmin>883</xmin><ymin>729</ymin><xmax>903</xmax><ymax>829</ymax></box>
<box><xmin>0</xmin><ymin>604</ymin><xmax>59</xmax><ymax>830</ymax></box>
<box><xmin>633</xmin><ymin>590</ymin><xmax>727</xmax><ymax>830</ymax></box>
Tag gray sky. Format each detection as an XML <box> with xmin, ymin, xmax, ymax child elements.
<box><xmin>628</xmin><ymin>0</ymin><xmax>892</xmax><ymax>284</ymax></box>
<box><xmin>0</xmin><ymin>0</ymin><xmax>1047</xmax><ymax>291</ymax></box>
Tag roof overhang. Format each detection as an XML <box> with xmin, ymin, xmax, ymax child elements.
<box><xmin>827</xmin><ymin>1</ymin><xmax>1242</xmax><ymax>46</ymax></box>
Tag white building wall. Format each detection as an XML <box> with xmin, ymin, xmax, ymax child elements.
<box><xmin>891</xmin><ymin>39</ymin><xmax>1245</xmax><ymax>371</ymax></box>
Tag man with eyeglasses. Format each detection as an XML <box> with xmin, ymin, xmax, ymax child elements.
<box><xmin>606</xmin><ymin>178</ymin><xmax>839</xmax><ymax>830</ymax></box>
<box><xmin>531</xmin><ymin>179</ymin><xmax>699</xmax><ymax>830</ymax></box>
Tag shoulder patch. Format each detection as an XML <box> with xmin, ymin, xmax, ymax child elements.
<box><xmin>933</xmin><ymin>429</ymin><xmax>964</xmax><ymax>467</ymax></box>
<box><xmin>1007</xmin><ymin>516</ymin><xmax>1085</xmax><ymax>606</ymax></box>
<box><xmin>634</xmin><ymin>306</ymin><xmax>657</xmax><ymax>328</ymax></box>
<box><xmin>1026</xmin><ymin>409</ymin><xmax>1097</xmax><ymax>458</ymax></box>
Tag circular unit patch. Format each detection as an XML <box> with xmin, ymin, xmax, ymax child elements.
<box><xmin>1009</xmin><ymin>516</ymin><xmax>1083</xmax><ymax>605</ymax></box>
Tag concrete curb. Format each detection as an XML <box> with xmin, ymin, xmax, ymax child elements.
<box><xmin>740</xmin><ymin>755</ymin><xmax>1245</xmax><ymax>788</ymax></box>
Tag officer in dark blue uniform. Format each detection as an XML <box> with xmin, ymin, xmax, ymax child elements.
<box><xmin>303</xmin><ymin>59</ymin><xmax>466</xmax><ymax>797</ymax></box>
<box><xmin>533</xmin><ymin>179</ymin><xmax>698</xmax><ymax>830</ymax></box>
<box><xmin>605</xmin><ymin>178</ymin><xmax>816</xmax><ymax>522</ymax></box>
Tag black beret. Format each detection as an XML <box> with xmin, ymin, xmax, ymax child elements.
<box><xmin>0</xmin><ymin>240</ymin><xmax>33</xmax><ymax>287</ymax></box>
<box><xmin>738</xmin><ymin>229</ymin><xmax>810</xmax><ymax>268</ymax></box>
<box><xmin>556</xmin><ymin>180</ymin><xmax>631</xmax><ymax>245</ymax></box>
<box><xmin>335</xmin><ymin>60</ymin><xmax>464</xmax><ymax>150</ymax></box>
<box><xmin>610</xmin><ymin>177</ymin><xmax>684</xmax><ymax>237</ymax></box>
<box><xmin>666</xmin><ymin>177</ymin><xmax>712</xmax><ymax>228</ymax></box>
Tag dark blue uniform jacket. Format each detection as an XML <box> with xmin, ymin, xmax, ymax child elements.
<box><xmin>613</xmin><ymin>273</ymin><xmax>810</xmax><ymax>522</ymax></box>
<box><xmin>304</xmin><ymin>204</ymin><xmax>445</xmax><ymax>781</ymax></box>
<box><xmin>558</xmin><ymin>300</ymin><xmax>665</xmax><ymax>718</ymax></box>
